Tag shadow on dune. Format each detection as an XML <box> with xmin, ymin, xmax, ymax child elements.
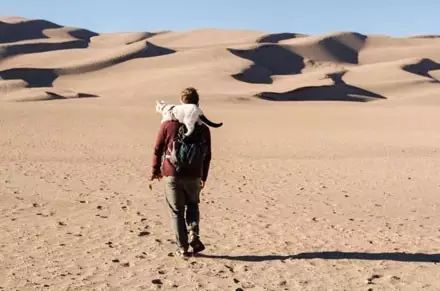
<box><xmin>228</xmin><ymin>45</ymin><xmax>305</xmax><ymax>84</ymax></box>
<box><xmin>0</xmin><ymin>68</ymin><xmax>58</xmax><ymax>87</ymax></box>
<box><xmin>403</xmin><ymin>58</ymin><xmax>440</xmax><ymax>80</ymax></box>
<box><xmin>257</xmin><ymin>33</ymin><xmax>307</xmax><ymax>43</ymax></box>
<box><xmin>130</xmin><ymin>41</ymin><xmax>175</xmax><ymax>58</ymax></box>
<box><xmin>11</xmin><ymin>91</ymin><xmax>99</xmax><ymax>102</ymax></box>
<box><xmin>0</xmin><ymin>42</ymin><xmax>175</xmax><ymax>87</ymax></box>
<box><xmin>0</xmin><ymin>19</ymin><xmax>62</xmax><ymax>43</ymax></box>
<box><xmin>197</xmin><ymin>252</ymin><xmax>440</xmax><ymax>263</ymax></box>
<box><xmin>0</xmin><ymin>20</ymin><xmax>99</xmax><ymax>58</ymax></box>
<box><xmin>257</xmin><ymin>71</ymin><xmax>386</xmax><ymax>102</ymax></box>
<box><xmin>0</xmin><ymin>40</ymin><xmax>89</xmax><ymax>58</ymax></box>
<box><xmin>59</xmin><ymin>41</ymin><xmax>175</xmax><ymax>75</ymax></box>
<box><xmin>230</xmin><ymin>64</ymin><xmax>274</xmax><ymax>84</ymax></box>
<box><xmin>45</xmin><ymin>91</ymin><xmax>99</xmax><ymax>100</ymax></box>
<box><xmin>229</xmin><ymin>33</ymin><xmax>366</xmax><ymax>84</ymax></box>
<box><xmin>10</xmin><ymin>91</ymin><xmax>99</xmax><ymax>102</ymax></box>
<box><xmin>410</xmin><ymin>35</ymin><xmax>440</xmax><ymax>39</ymax></box>
<box><xmin>315</xmin><ymin>33</ymin><xmax>367</xmax><ymax>64</ymax></box>
<box><xmin>68</xmin><ymin>28</ymin><xmax>99</xmax><ymax>42</ymax></box>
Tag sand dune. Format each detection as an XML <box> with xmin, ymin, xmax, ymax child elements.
<box><xmin>0</xmin><ymin>39</ymin><xmax>89</xmax><ymax>59</ymax></box>
<box><xmin>0</xmin><ymin>17</ymin><xmax>97</xmax><ymax>42</ymax></box>
<box><xmin>228</xmin><ymin>32</ymin><xmax>367</xmax><ymax>84</ymax></box>
<box><xmin>1</xmin><ymin>17</ymin><xmax>440</xmax><ymax>291</ymax></box>
<box><xmin>1</xmin><ymin>18</ymin><xmax>439</xmax><ymax>103</ymax></box>
<box><xmin>279</xmin><ymin>32</ymin><xmax>367</xmax><ymax>63</ymax></box>
<box><xmin>147</xmin><ymin>29</ymin><xmax>264</xmax><ymax>49</ymax></box>
<box><xmin>229</xmin><ymin>45</ymin><xmax>306</xmax><ymax>84</ymax></box>
<box><xmin>42</xmin><ymin>26</ymin><xmax>97</xmax><ymax>42</ymax></box>
<box><xmin>1</xmin><ymin>40</ymin><xmax>174</xmax><ymax>98</ymax></box>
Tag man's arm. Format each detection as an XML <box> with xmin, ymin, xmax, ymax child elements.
<box><xmin>151</xmin><ymin>122</ymin><xmax>167</xmax><ymax>180</ymax></box>
<box><xmin>201</xmin><ymin>127</ymin><xmax>211</xmax><ymax>182</ymax></box>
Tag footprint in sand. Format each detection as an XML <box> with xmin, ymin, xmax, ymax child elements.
<box><xmin>367</xmin><ymin>274</ymin><xmax>382</xmax><ymax>285</ymax></box>
<box><xmin>152</xmin><ymin>279</ymin><xmax>163</xmax><ymax>285</ymax></box>
<box><xmin>136</xmin><ymin>253</ymin><xmax>146</xmax><ymax>259</ymax></box>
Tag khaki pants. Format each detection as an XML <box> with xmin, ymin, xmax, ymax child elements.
<box><xmin>164</xmin><ymin>176</ymin><xmax>201</xmax><ymax>250</ymax></box>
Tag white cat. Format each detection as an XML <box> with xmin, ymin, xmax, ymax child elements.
<box><xmin>155</xmin><ymin>100</ymin><xmax>223</xmax><ymax>136</ymax></box>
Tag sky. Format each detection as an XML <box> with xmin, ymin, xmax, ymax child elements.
<box><xmin>1</xmin><ymin>0</ymin><xmax>439</xmax><ymax>36</ymax></box>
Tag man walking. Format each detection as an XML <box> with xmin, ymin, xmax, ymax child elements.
<box><xmin>150</xmin><ymin>87</ymin><xmax>211</xmax><ymax>257</ymax></box>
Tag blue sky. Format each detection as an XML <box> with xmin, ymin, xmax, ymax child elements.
<box><xmin>1</xmin><ymin>0</ymin><xmax>439</xmax><ymax>36</ymax></box>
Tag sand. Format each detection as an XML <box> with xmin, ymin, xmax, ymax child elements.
<box><xmin>1</xmin><ymin>17</ymin><xmax>440</xmax><ymax>291</ymax></box>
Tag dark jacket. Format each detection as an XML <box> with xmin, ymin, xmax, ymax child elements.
<box><xmin>152</xmin><ymin>120</ymin><xmax>211</xmax><ymax>181</ymax></box>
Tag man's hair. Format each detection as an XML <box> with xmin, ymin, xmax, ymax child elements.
<box><xmin>181</xmin><ymin>87</ymin><xmax>199</xmax><ymax>105</ymax></box>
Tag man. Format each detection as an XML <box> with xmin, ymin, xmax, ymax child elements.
<box><xmin>150</xmin><ymin>87</ymin><xmax>211</xmax><ymax>257</ymax></box>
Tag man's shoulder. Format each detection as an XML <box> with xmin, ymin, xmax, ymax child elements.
<box><xmin>162</xmin><ymin>120</ymin><xmax>180</xmax><ymax>125</ymax></box>
<box><xmin>161</xmin><ymin>120</ymin><xmax>180</xmax><ymax>128</ymax></box>
<box><xmin>159</xmin><ymin>120</ymin><xmax>180</xmax><ymax>137</ymax></box>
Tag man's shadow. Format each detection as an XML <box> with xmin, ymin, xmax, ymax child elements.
<box><xmin>197</xmin><ymin>251</ymin><xmax>440</xmax><ymax>263</ymax></box>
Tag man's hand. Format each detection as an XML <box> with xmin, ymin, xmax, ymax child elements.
<box><xmin>150</xmin><ymin>173</ymin><xmax>162</xmax><ymax>181</ymax></box>
<box><xmin>200</xmin><ymin>180</ymin><xmax>206</xmax><ymax>189</ymax></box>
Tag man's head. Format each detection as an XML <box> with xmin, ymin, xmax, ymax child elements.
<box><xmin>180</xmin><ymin>87</ymin><xmax>199</xmax><ymax>105</ymax></box>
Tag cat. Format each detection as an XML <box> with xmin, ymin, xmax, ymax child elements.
<box><xmin>155</xmin><ymin>100</ymin><xmax>223</xmax><ymax>136</ymax></box>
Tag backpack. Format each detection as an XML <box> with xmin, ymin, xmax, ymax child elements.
<box><xmin>167</xmin><ymin>123</ymin><xmax>208</xmax><ymax>173</ymax></box>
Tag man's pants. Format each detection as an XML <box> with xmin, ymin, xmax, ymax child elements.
<box><xmin>164</xmin><ymin>176</ymin><xmax>201</xmax><ymax>250</ymax></box>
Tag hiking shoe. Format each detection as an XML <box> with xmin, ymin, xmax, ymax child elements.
<box><xmin>174</xmin><ymin>248</ymin><xmax>190</xmax><ymax>258</ymax></box>
<box><xmin>189</xmin><ymin>237</ymin><xmax>205</xmax><ymax>254</ymax></box>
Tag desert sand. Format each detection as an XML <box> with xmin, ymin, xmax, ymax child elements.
<box><xmin>1</xmin><ymin>17</ymin><xmax>440</xmax><ymax>290</ymax></box>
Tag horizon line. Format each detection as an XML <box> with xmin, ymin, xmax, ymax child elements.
<box><xmin>1</xmin><ymin>15</ymin><xmax>439</xmax><ymax>39</ymax></box>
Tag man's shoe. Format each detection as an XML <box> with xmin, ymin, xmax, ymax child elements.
<box><xmin>174</xmin><ymin>248</ymin><xmax>190</xmax><ymax>258</ymax></box>
<box><xmin>189</xmin><ymin>237</ymin><xmax>205</xmax><ymax>253</ymax></box>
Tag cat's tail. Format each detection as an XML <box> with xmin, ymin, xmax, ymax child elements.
<box><xmin>200</xmin><ymin>115</ymin><xmax>223</xmax><ymax>128</ymax></box>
